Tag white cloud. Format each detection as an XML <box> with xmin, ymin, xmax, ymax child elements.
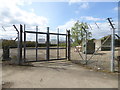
<box><xmin>68</xmin><ymin>0</ymin><xmax>118</xmax><ymax>3</ymax></box>
<box><xmin>80</xmin><ymin>2</ymin><xmax>89</xmax><ymax>9</ymax></box>
<box><xmin>0</xmin><ymin>0</ymin><xmax>48</xmax><ymax>40</ymax></box>
<box><xmin>80</xmin><ymin>16</ymin><xmax>105</xmax><ymax>21</ymax></box>
<box><xmin>90</xmin><ymin>21</ymin><xmax>118</xmax><ymax>39</ymax></box>
<box><xmin>113</xmin><ymin>6</ymin><xmax>120</xmax><ymax>12</ymax></box>
<box><xmin>57</xmin><ymin>19</ymin><xmax>76</xmax><ymax>33</ymax></box>
<box><xmin>68</xmin><ymin>0</ymin><xmax>82</xmax><ymax>5</ymax></box>
<box><xmin>71</xmin><ymin>2</ymin><xmax>89</xmax><ymax>14</ymax></box>
<box><xmin>113</xmin><ymin>7</ymin><xmax>118</xmax><ymax>11</ymax></box>
<box><xmin>57</xmin><ymin>18</ymin><xmax>118</xmax><ymax>39</ymax></box>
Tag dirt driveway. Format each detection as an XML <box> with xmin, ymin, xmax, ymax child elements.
<box><xmin>2</xmin><ymin>60</ymin><xmax>118</xmax><ymax>88</ymax></box>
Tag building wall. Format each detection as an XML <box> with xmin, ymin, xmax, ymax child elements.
<box><xmin>94</xmin><ymin>40</ymin><xmax>101</xmax><ymax>51</ymax></box>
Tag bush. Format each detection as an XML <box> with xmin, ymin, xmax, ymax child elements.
<box><xmin>2</xmin><ymin>40</ymin><xmax>17</xmax><ymax>48</ymax></box>
<box><xmin>2</xmin><ymin>40</ymin><xmax>74</xmax><ymax>48</ymax></box>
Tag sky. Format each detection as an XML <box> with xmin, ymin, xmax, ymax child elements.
<box><xmin>0</xmin><ymin>0</ymin><xmax>119</xmax><ymax>41</ymax></box>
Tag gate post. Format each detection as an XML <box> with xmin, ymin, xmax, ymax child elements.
<box><xmin>24</xmin><ymin>24</ymin><xmax>26</xmax><ymax>62</ymax></box>
<box><xmin>46</xmin><ymin>27</ymin><xmax>50</xmax><ymax>61</ymax></box>
<box><xmin>67</xmin><ymin>30</ymin><xmax>71</xmax><ymax>61</ymax></box>
<box><xmin>57</xmin><ymin>28</ymin><xmax>59</xmax><ymax>59</ymax></box>
<box><xmin>19</xmin><ymin>24</ymin><xmax>23</xmax><ymax>64</ymax></box>
<box><xmin>36</xmin><ymin>26</ymin><xmax>38</xmax><ymax>61</ymax></box>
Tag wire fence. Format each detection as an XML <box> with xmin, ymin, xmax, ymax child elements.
<box><xmin>71</xmin><ymin>47</ymin><xmax>119</xmax><ymax>72</ymax></box>
<box><xmin>1</xmin><ymin>19</ymin><xmax>119</xmax><ymax>72</ymax></box>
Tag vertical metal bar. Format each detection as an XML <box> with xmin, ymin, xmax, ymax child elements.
<box><xmin>46</xmin><ymin>27</ymin><xmax>50</xmax><ymax>61</ymax></box>
<box><xmin>24</xmin><ymin>24</ymin><xmax>26</xmax><ymax>62</ymax></box>
<box><xmin>36</xmin><ymin>26</ymin><xmax>38</xmax><ymax>61</ymax></box>
<box><xmin>85</xmin><ymin>31</ymin><xmax>87</xmax><ymax>65</ymax></box>
<box><xmin>17</xmin><ymin>31</ymin><xmax>20</xmax><ymax>64</ymax></box>
<box><xmin>67</xmin><ymin>30</ymin><xmax>70</xmax><ymax>60</ymax></box>
<box><xmin>20</xmin><ymin>24</ymin><xmax>23</xmax><ymax>64</ymax></box>
<box><xmin>111</xmin><ymin>28</ymin><xmax>115</xmax><ymax>72</ymax></box>
<box><xmin>66</xmin><ymin>30</ymin><xmax>67</xmax><ymax>59</ymax></box>
<box><xmin>57</xmin><ymin>28</ymin><xmax>59</xmax><ymax>59</ymax></box>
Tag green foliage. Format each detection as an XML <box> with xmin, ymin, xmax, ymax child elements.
<box><xmin>2</xmin><ymin>40</ymin><xmax>57</xmax><ymax>48</ymax></box>
<box><xmin>71</xmin><ymin>20</ymin><xmax>92</xmax><ymax>45</ymax></box>
<box><xmin>88</xmin><ymin>38</ymin><xmax>96</xmax><ymax>43</ymax></box>
<box><xmin>59</xmin><ymin>43</ymin><xmax>66</xmax><ymax>47</ymax></box>
<box><xmin>2</xmin><ymin>40</ymin><xmax>17</xmax><ymax>48</ymax></box>
<box><xmin>100</xmin><ymin>35</ymin><xmax>111</xmax><ymax>41</ymax></box>
<box><xmin>71</xmin><ymin>42</ymin><xmax>79</xmax><ymax>47</ymax></box>
<box><xmin>25</xmin><ymin>41</ymin><xmax>36</xmax><ymax>47</ymax></box>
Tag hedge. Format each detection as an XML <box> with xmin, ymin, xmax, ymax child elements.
<box><xmin>2</xmin><ymin>40</ymin><xmax>57</xmax><ymax>48</ymax></box>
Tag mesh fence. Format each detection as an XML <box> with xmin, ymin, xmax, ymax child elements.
<box><xmin>9</xmin><ymin>48</ymin><xmax>18</xmax><ymax>64</ymax></box>
<box><xmin>71</xmin><ymin>46</ymin><xmax>119</xmax><ymax>72</ymax></box>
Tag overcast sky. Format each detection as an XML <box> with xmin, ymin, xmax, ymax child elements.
<box><xmin>0</xmin><ymin>0</ymin><xmax>119</xmax><ymax>40</ymax></box>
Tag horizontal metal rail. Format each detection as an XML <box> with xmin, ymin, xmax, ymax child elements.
<box><xmin>49</xmin><ymin>58</ymin><xmax>67</xmax><ymax>61</ymax></box>
<box><xmin>49</xmin><ymin>47</ymin><xmax>66</xmax><ymax>49</ymax></box>
<box><xmin>25</xmin><ymin>31</ymin><xmax>67</xmax><ymax>36</ymax></box>
<box><xmin>24</xmin><ymin>58</ymin><xmax>67</xmax><ymax>63</ymax></box>
<box><xmin>26</xmin><ymin>47</ymin><xmax>67</xmax><ymax>50</ymax></box>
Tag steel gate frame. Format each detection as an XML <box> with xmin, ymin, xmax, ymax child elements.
<box><xmin>22</xmin><ymin>25</ymin><xmax>70</xmax><ymax>63</ymax></box>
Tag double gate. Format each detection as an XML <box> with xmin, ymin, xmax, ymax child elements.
<box><xmin>19</xmin><ymin>25</ymin><xmax>70</xmax><ymax>63</ymax></box>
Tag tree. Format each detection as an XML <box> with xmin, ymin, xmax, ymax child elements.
<box><xmin>71</xmin><ymin>20</ymin><xmax>92</xmax><ymax>45</ymax></box>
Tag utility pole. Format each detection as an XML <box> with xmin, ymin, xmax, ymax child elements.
<box><xmin>107</xmin><ymin>18</ymin><xmax>115</xmax><ymax>72</ymax></box>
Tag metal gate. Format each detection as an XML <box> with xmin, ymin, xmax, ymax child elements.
<box><xmin>22</xmin><ymin>25</ymin><xmax>70</xmax><ymax>63</ymax></box>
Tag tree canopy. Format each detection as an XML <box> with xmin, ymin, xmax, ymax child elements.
<box><xmin>71</xmin><ymin>20</ymin><xmax>92</xmax><ymax>45</ymax></box>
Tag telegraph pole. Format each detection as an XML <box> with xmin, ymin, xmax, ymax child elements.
<box><xmin>107</xmin><ymin>18</ymin><xmax>115</xmax><ymax>72</ymax></box>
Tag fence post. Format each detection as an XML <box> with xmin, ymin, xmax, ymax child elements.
<box><xmin>36</xmin><ymin>26</ymin><xmax>38</xmax><ymax>61</ymax></box>
<box><xmin>13</xmin><ymin>25</ymin><xmax>20</xmax><ymax>64</ymax></box>
<box><xmin>85</xmin><ymin>30</ymin><xmax>87</xmax><ymax>65</ymax></box>
<box><xmin>66</xmin><ymin>30</ymin><xmax>68</xmax><ymax>59</ymax></box>
<box><xmin>57</xmin><ymin>28</ymin><xmax>59</xmax><ymax>59</ymax></box>
<box><xmin>67</xmin><ymin>30</ymin><xmax>70</xmax><ymax>61</ymax></box>
<box><xmin>107</xmin><ymin>18</ymin><xmax>115</xmax><ymax>72</ymax></box>
<box><xmin>19</xmin><ymin>24</ymin><xmax>23</xmax><ymax>64</ymax></box>
<box><xmin>46</xmin><ymin>27</ymin><xmax>50</xmax><ymax>61</ymax></box>
<box><xmin>24</xmin><ymin>24</ymin><xmax>26</xmax><ymax>62</ymax></box>
<box><xmin>111</xmin><ymin>28</ymin><xmax>115</xmax><ymax>72</ymax></box>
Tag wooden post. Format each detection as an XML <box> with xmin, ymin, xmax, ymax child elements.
<box><xmin>67</xmin><ymin>30</ymin><xmax>70</xmax><ymax>61</ymax></box>
<box><xmin>19</xmin><ymin>24</ymin><xmax>23</xmax><ymax>64</ymax></box>
<box><xmin>46</xmin><ymin>27</ymin><xmax>50</xmax><ymax>61</ymax></box>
